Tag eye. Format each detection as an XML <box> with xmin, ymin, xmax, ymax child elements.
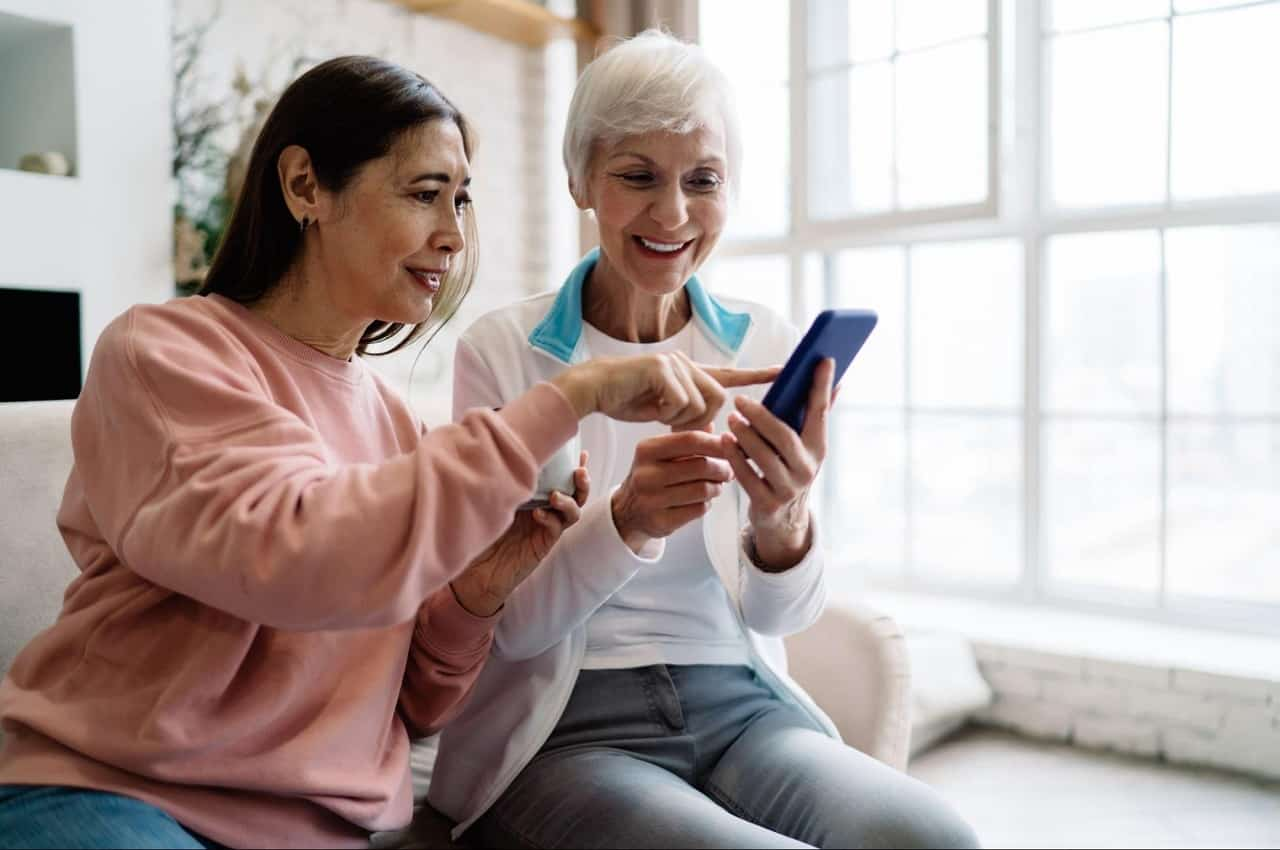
<box><xmin>454</xmin><ymin>194</ymin><xmax>472</xmax><ymax>212</ymax></box>
<box><xmin>414</xmin><ymin>190</ymin><xmax>440</xmax><ymax>204</ymax></box>
<box><xmin>686</xmin><ymin>171</ymin><xmax>724</xmax><ymax>192</ymax></box>
<box><xmin>613</xmin><ymin>170</ymin><xmax>656</xmax><ymax>186</ymax></box>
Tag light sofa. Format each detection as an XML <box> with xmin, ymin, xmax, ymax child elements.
<box><xmin>0</xmin><ymin>399</ymin><xmax>911</xmax><ymax>848</ymax></box>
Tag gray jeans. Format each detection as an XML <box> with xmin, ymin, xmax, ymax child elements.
<box><xmin>473</xmin><ymin>664</ymin><xmax>979</xmax><ymax>849</ymax></box>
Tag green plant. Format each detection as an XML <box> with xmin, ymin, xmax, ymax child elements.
<box><xmin>170</xmin><ymin>1</ymin><xmax>307</xmax><ymax>293</ymax></box>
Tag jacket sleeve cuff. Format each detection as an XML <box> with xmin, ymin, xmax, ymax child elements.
<box><xmin>740</xmin><ymin>510</ymin><xmax>823</xmax><ymax>589</ymax></box>
<box><xmin>551</xmin><ymin>489</ymin><xmax>662</xmax><ymax>601</ymax></box>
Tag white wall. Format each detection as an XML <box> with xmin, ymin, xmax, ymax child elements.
<box><xmin>0</xmin><ymin>0</ymin><xmax>173</xmax><ymax>371</ymax></box>
<box><xmin>176</xmin><ymin>0</ymin><xmax>580</xmax><ymax>423</ymax></box>
<box><xmin>973</xmin><ymin>642</ymin><xmax>1280</xmax><ymax>781</ymax></box>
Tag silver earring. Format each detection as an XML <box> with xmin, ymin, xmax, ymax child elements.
<box><xmin>299</xmin><ymin>216</ymin><xmax>311</xmax><ymax>234</ymax></box>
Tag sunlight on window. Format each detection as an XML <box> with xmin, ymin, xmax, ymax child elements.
<box><xmin>730</xmin><ymin>82</ymin><xmax>790</xmax><ymax>239</ymax></box>
<box><xmin>1167</xmin><ymin>224</ymin><xmax>1280</xmax><ymax>416</ymax></box>
<box><xmin>1047</xmin><ymin>0</ymin><xmax>1169</xmax><ymax>33</ymax></box>
<box><xmin>897</xmin><ymin>40</ymin><xmax>988</xmax><ymax>209</ymax></box>
<box><xmin>1048</xmin><ymin>23</ymin><xmax>1168</xmax><ymax>208</ymax></box>
<box><xmin>1044</xmin><ymin>231</ymin><xmax>1162</xmax><ymax>415</ymax></box>
<box><xmin>909</xmin><ymin>239</ymin><xmax>1023</xmax><ymax>410</ymax></box>
<box><xmin>694</xmin><ymin>0</ymin><xmax>1280</xmax><ymax>629</ymax></box>
<box><xmin>1173</xmin><ymin>0</ymin><xmax>1255</xmax><ymax>11</ymax></box>
<box><xmin>912</xmin><ymin>415</ymin><xmax>1022</xmax><ymax>584</ymax></box>
<box><xmin>1167</xmin><ymin>424</ymin><xmax>1280</xmax><ymax>604</ymax></box>
<box><xmin>809</xmin><ymin>63</ymin><xmax>894</xmax><ymax>217</ymax></box>
<box><xmin>829</xmin><ymin>411</ymin><xmax>908</xmax><ymax>585</ymax></box>
<box><xmin>701</xmin><ymin>254</ymin><xmax>791</xmax><ymax>322</ymax></box>
<box><xmin>1043</xmin><ymin>420</ymin><xmax>1162</xmax><ymax>595</ymax></box>
<box><xmin>805</xmin><ymin>0</ymin><xmax>991</xmax><ymax>219</ymax></box>
<box><xmin>831</xmin><ymin>247</ymin><xmax>905</xmax><ymax>408</ymax></box>
<box><xmin>896</xmin><ymin>0</ymin><xmax>986</xmax><ymax>51</ymax></box>
<box><xmin>699</xmin><ymin>0</ymin><xmax>790</xmax><ymax>239</ymax></box>
<box><xmin>808</xmin><ymin>0</ymin><xmax>893</xmax><ymax>69</ymax></box>
<box><xmin>697</xmin><ymin>0</ymin><xmax>787</xmax><ymax>84</ymax></box>
<box><xmin>1170</xmin><ymin>3</ymin><xmax>1280</xmax><ymax>199</ymax></box>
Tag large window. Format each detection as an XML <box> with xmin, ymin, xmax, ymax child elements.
<box><xmin>698</xmin><ymin>0</ymin><xmax>1280</xmax><ymax>633</ymax></box>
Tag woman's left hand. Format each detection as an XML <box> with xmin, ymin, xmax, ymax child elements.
<box><xmin>720</xmin><ymin>358</ymin><xmax>835</xmax><ymax>572</ymax></box>
<box><xmin>450</xmin><ymin>452</ymin><xmax>590</xmax><ymax>616</ymax></box>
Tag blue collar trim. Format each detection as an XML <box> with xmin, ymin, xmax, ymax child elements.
<box><xmin>527</xmin><ymin>248</ymin><xmax>751</xmax><ymax>363</ymax></box>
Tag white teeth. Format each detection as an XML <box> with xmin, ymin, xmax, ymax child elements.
<box><xmin>639</xmin><ymin>237</ymin><xmax>686</xmax><ymax>253</ymax></box>
<box><xmin>410</xmin><ymin>269</ymin><xmax>441</xmax><ymax>289</ymax></box>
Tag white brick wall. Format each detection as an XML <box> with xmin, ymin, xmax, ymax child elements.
<box><xmin>971</xmin><ymin>642</ymin><xmax>1280</xmax><ymax>780</ymax></box>
<box><xmin>175</xmin><ymin>0</ymin><xmax>568</xmax><ymax>423</ymax></box>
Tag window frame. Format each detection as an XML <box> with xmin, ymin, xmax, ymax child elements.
<box><xmin>707</xmin><ymin>0</ymin><xmax>1280</xmax><ymax>636</ymax></box>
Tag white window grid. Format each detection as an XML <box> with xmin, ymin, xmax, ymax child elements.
<box><xmin>709</xmin><ymin>0</ymin><xmax>1280</xmax><ymax>635</ymax></box>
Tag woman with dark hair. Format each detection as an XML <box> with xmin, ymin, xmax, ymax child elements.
<box><xmin>0</xmin><ymin>56</ymin><xmax>775</xmax><ymax>849</ymax></box>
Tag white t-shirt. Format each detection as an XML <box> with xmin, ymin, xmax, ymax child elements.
<box><xmin>580</xmin><ymin>320</ymin><xmax>751</xmax><ymax>670</ymax></box>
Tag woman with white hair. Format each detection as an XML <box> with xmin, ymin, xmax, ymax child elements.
<box><xmin>429</xmin><ymin>31</ymin><xmax>979</xmax><ymax>848</ymax></box>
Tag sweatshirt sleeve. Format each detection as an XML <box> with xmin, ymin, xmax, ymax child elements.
<box><xmin>397</xmin><ymin>586</ymin><xmax>499</xmax><ymax>739</ymax></box>
<box><xmin>67</xmin><ymin>307</ymin><xmax>579</xmax><ymax>632</ymax></box>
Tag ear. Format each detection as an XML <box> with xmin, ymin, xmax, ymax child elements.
<box><xmin>277</xmin><ymin>145</ymin><xmax>323</xmax><ymax>226</ymax></box>
<box><xmin>568</xmin><ymin>174</ymin><xmax>592</xmax><ymax>213</ymax></box>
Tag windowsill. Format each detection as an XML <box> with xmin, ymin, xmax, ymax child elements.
<box><xmin>866</xmin><ymin>590</ymin><xmax>1280</xmax><ymax>683</ymax></box>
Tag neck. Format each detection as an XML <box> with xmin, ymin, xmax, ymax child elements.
<box><xmin>583</xmin><ymin>252</ymin><xmax>691</xmax><ymax>343</ymax></box>
<box><xmin>249</xmin><ymin>252</ymin><xmax>366</xmax><ymax>361</ymax></box>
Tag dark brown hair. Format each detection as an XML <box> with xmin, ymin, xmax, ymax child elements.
<box><xmin>199</xmin><ymin>55</ymin><xmax>477</xmax><ymax>356</ymax></box>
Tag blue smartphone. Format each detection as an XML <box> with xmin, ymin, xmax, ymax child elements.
<box><xmin>762</xmin><ymin>309</ymin><xmax>878</xmax><ymax>432</ymax></box>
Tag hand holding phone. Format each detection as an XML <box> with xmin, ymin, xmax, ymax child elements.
<box><xmin>761</xmin><ymin>309</ymin><xmax>877</xmax><ymax>432</ymax></box>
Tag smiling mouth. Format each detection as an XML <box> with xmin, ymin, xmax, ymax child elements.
<box><xmin>633</xmin><ymin>236</ymin><xmax>693</xmax><ymax>258</ymax></box>
<box><xmin>407</xmin><ymin>267</ymin><xmax>444</xmax><ymax>293</ymax></box>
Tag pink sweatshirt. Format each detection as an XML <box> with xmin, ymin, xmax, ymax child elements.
<box><xmin>0</xmin><ymin>294</ymin><xmax>578</xmax><ymax>848</ymax></box>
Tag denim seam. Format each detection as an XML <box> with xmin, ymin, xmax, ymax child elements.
<box><xmin>488</xmin><ymin>805</ymin><xmax>552</xmax><ymax>850</ymax></box>
<box><xmin>641</xmin><ymin>674</ymin><xmax>675</xmax><ymax>735</ymax></box>
<box><xmin>488</xmin><ymin>747</ymin><xmax>631</xmax><ymax>850</ymax></box>
<box><xmin>703</xmin><ymin>777</ymin><xmax>770</xmax><ymax>830</ymax></box>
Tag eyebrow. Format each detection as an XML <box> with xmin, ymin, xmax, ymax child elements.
<box><xmin>408</xmin><ymin>172</ymin><xmax>471</xmax><ymax>186</ymax></box>
<box><xmin>607</xmin><ymin>151</ymin><xmax>726</xmax><ymax>168</ymax></box>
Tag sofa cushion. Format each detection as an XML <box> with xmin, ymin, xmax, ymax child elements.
<box><xmin>905</xmin><ymin>631</ymin><xmax>993</xmax><ymax>757</ymax></box>
<box><xmin>0</xmin><ymin>401</ymin><xmax>79</xmax><ymax>679</ymax></box>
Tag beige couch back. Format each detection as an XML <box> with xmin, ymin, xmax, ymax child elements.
<box><xmin>0</xmin><ymin>400</ymin><xmax>80</xmax><ymax>677</ymax></box>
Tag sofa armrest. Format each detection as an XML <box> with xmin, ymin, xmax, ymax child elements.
<box><xmin>783</xmin><ymin>602</ymin><xmax>912</xmax><ymax>771</ymax></box>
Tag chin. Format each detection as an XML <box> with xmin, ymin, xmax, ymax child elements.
<box><xmin>405</xmin><ymin>292</ymin><xmax>436</xmax><ymax>322</ymax></box>
<box><xmin>630</xmin><ymin>267</ymin><xmax>690</xmax><ymax>296</ymax></box>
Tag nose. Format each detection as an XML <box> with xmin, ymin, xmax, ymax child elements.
<box><xmin>649</xmin><ymin>183</ymin><xmax>690</xmax><ymax>232</ymax></box>
<box><xmin>431</xmin><ymin>209</ymin><xmax>466</xmax><ymax>256</ymax></box>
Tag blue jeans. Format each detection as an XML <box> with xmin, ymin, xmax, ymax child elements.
<box><xmin>0</xmin><ymin>785</ymin><xmax>224</xmax><ymax>849</ymax></box>
<box><xmin>474</xmin><ymin>664</ymin><xmax>980</xmax><ymax>849</ymax></box>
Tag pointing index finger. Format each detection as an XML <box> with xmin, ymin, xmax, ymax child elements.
<box><xmin>703</xmin><ymin>365</ymin><xmax>782</xmax><ymax>388</ymax></box>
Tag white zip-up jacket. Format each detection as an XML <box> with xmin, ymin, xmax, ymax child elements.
<box><xmin>429</xmin><ymin>250</ymin><xmax>840</xmax><ymax>839</ymax></box>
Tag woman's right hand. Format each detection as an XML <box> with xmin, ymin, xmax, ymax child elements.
<box><xmin>551</xmin><ymin>352</ymin><xmax>781</xmax><ymax>431</ymax></box>
<box><xmin>610</xmin><ymin>429</ymin><xmax>735</xmax><ymax>554</ymax></box>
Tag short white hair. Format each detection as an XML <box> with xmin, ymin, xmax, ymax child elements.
<box><xmin>562</xmin><ymin>29</ymin><xmax>742</xmax><ymax>206</ymax></box>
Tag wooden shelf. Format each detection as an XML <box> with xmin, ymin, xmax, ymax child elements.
<box><xmin>390</xmin><ymin>0</ymin><xmax>596</xmax><ymax>47</ymax></box>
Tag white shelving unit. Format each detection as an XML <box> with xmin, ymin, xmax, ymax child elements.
<box><xmin>0</xmin><ymin>0</ymin><xmax>171</xmax><ymax>382</ymax></box>
<box><xmin>0</xmin><ymin>8</ymin><xmax>77</xmax><ymax>177</ymax></box>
